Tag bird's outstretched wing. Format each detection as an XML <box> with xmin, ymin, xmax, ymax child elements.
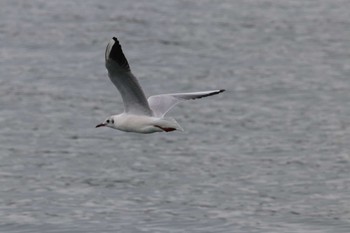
<box><xmin>105</xmin><ymin>37</ymin><xmax>153</xmax><ymax>116</ymax></box>
<box><xmin>148</xmin><ymin>89</ymin><xmax>225</xmax><ymax>118</ymax></box>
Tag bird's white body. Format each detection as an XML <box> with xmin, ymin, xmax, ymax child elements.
<box><xmin>110</xmin><ymin>114</ymin><xmax>182</xmax><ymax>134</ymax></box>
<box><xmin>96</xmin><ymin>37</ymin><xmax>225</xmax><ymax>134</ymax></box>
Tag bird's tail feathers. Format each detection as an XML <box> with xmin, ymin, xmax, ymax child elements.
<box><xmin>165</xmin><ymin>117</ymin><xmax>184</xmax><ymax>132</ymax></box>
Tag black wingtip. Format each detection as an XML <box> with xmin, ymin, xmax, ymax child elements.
<box><xmin>211</xmin><ymin>89</ymin><xmax>225</xmax><ymax>95</ymax></box>
<box><xmin>106</xmin><ymin>36</ymin><xmax>131</xmax><ymax>71</ymax></box>
<box><xmin>192</xmin><ymin>89</ymin><xmax>226</xmax><ymax>100</ymax></box>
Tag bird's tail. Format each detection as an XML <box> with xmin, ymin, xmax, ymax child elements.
<box><xmin>165</xmin><ymin>117</ymin><xmax>184</xmax><ymax>132</ymax></box>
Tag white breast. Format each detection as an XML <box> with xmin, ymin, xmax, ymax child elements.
<box><xmin>114</xmin><ymin>114</ymin><xmax>162</xmax><ymax>133</ymax></box>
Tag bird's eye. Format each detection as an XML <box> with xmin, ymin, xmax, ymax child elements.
<box><xmin>106</xmin><ymin>120</ymin><xmax>110</xmax><ymax>123</ymax></box>
<box><xmin>111</xmin><ymin>119</ymin><xmax>114</xmax><ymax>124</ymax></box>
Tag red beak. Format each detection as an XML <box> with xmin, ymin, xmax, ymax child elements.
<box><xmin>95</xmin><ymin>123</ymin><xmax>106</xmax><ymax>128</ymax></box>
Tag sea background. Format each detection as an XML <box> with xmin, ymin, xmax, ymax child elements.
<box><xmin>1</xmin><ymin>0</ymin><xmax>350</xmax><ymax>232</ymax></box>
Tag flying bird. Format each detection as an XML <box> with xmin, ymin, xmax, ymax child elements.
<box><xmin>96</xmin><ymin>37</ymin><xmax>225</xmax><ymax>133</ymax></box>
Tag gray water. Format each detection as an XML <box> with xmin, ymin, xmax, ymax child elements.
<box><xmin>1</xmin><ymin>0</ymin><xmax>350</xmax><ymax>232</ymax></box>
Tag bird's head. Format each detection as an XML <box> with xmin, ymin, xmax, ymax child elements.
<box><xmin>96</xmin><ymin>116</ymin><xmax>115</xmax><ymax>129</ymax></box>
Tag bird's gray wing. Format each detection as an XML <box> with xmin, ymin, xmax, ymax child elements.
<box><xmin>105</xmin><ymin>37</ymin><xmax>152</xmax><ymax>116</ymax></box>
<box><xmin>148</xmin><ymin>89</ymin><xmax>225</xmax><ymax>118</ymax></box>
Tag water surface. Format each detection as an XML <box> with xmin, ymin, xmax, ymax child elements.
<box><xmin>1</xmin><ymin>0</ymin><xmax>350</xmax><ymax>232</ymax></box>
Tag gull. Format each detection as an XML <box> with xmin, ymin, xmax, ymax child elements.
<box><xmin>96</xmin><ymin>37</ymin><xmax>225</xmax><ymax>133</ymax></box>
